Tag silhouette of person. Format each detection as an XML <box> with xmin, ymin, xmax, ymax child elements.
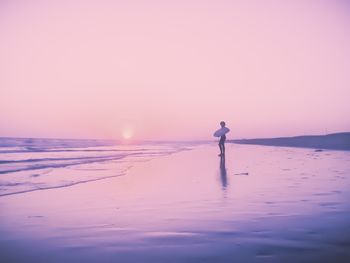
<box><xmin>218</xmin><ymin>121</ymin><xmax>227</xmax><ymax>156</ymax></box>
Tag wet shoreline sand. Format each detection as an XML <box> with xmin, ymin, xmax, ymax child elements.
<box><xmin>1</xmin><ymin>144</ymin><xmax>350</xmax><ymax>262</ymax></box>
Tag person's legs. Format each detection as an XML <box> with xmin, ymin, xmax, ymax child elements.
<box><xmin>221</xmin><ymin>135</ymin><xmax>226</xmax><ymax>155</ymax></box>
<box><xmin>219</xmin><ymin>142</ymin><xmax>223</xmax><ymax>155</ymax></box>
<box><xmin>218</xmin><ymin>135</ymin><xmax>226</xmax><ymax>156</ymax></box>
<box><xmin>219</xmin><ymin>137</ymin><xmax>225</xmax><ymax>155</ymax></box>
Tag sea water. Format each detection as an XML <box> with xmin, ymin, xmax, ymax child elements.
<box><xmin>0</xmin><ymin>137</ymin><xmax>195</xmax><ymax>196</ymax></box>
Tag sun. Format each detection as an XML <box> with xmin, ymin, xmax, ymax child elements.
<box><xmin>122</xmin><ymin>129</ymin><xmax>134</xmax><ymax>140</ymax></box>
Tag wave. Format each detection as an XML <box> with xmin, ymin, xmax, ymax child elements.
<box><xmin>0</xmin><ymin>137</ymin><xmax>195</xmax><ymax>197</ymax></box>
<box><xmin>0</xmin><ymin>174</ymin><xmax>126</xmax><ymax>197</ymax></box>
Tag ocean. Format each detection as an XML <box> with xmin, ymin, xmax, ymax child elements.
<box><xmin>0</xmin><ymin>137</ymin><xmax>196</xmax><ymax>196</ymax></box>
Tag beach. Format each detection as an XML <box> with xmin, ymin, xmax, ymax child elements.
<box><xmin>1</xmin><ymin>142</ymin><xmax>350</xmax><ymax>262</ymax></box>
<box><xmin>2</xmin><ymin>0</ymin><xmax>350</xmax><ymax>261</ymax></box>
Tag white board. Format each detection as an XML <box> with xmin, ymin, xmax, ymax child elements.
<box><xmin>213</xmin><ymin>127</ymin><xmax>230</xmax><ymax>137</ymax></box>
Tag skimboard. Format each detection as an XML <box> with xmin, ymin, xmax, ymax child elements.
<box><xmin>214</xmin><ymin>127</ymin><xmax>230</xmax><ymax>137</ymax></box>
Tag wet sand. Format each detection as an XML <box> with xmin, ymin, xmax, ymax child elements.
<box><xmin>1</xmin><ymin>144</ymin><xmax>350</xmax><ymax>262</ymax></box>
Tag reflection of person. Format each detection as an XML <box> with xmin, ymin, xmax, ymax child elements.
<box><xmin>218</xmin><ymin>121</ymin><xmax>227</xmax><ymax>156</ymax></box>
<box><xmin>220</xmin><ymin>155</ymin><xmax>228</xmax><ymax>189</ymax></box>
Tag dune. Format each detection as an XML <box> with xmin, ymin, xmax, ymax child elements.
<box><xmin>231</xmin><ymin>132</ymin><xmax>350</xmax><ymax>151</ymax></box>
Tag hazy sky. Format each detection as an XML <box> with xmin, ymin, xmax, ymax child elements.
<box><xmin>1</xmin><ymin>0</ymin><xmax>349</xmax><ymax>140</ymax></box>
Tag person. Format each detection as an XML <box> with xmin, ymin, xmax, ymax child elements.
<box><xmin>218</xmin><ymin>121</ymin><xmax>227</xmax><ymax>156</ymax></box>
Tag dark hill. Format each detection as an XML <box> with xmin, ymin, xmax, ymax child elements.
<box><xmin>230</xmin><ymin>132</ymin><xmax>350</xmax><ymax>151</ymax></box>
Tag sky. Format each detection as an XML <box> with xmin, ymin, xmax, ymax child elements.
<box><xmin>0</xmin><ymin>0</ymin><xmax>349</xmax><ymax>141</ymax></box>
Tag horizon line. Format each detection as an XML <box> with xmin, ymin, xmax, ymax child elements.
<box><xmin>0</xmin><ymin>131</ymin><xmax>349</xmax><ymax>143</ymax></box>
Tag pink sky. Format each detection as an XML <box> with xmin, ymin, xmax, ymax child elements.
<box><xmin>1</xmin><ymin>0</ymin><xmax>349</xmax><ymax>140</ymax></box>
